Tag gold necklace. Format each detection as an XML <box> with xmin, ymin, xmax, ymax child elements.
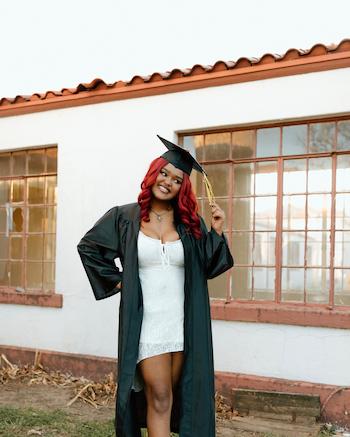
<box><xmin>150</xmin><ymin>206</ymin><xmax>172</xmax><ymax>222</ymax></box>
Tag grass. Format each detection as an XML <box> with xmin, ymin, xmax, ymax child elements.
<box><xmin>0</xmin><ymin>406</ymin><xmax>334</xmax><ymax>436</ymax></box>
<box><xmin>0</xmin><ymin>406</ymin><xmax>180</xmax><ymax>437</ymax></box>
<box><xmin>0</xmin><ymin>406</ymin><xmax>114</xmax><ymax>437</ymax></box>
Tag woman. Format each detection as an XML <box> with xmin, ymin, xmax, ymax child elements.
<box><xmin>77</xmin><ymin>136</ymin><xmax>233</xmax><ymax>437</ymax></box>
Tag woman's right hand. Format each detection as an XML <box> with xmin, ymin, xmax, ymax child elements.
<box><xmin>116</xmin><ymin>281</ymin><xmax>122</xmax><ymax>289</ymax></box>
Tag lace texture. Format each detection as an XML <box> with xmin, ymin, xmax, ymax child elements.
<box><xmin>137</xmin><ymin>342</ymin><xmax>184</xmax><ymax>363</ymax></box>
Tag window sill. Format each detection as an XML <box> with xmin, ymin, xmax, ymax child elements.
<box><xmin>0</xmin><ymin>290</ymin><xmax>63</xmax><ymax>308</ymax></box>
<box><xmin>210</xmin><ymin>300</ymin><xmax>350</xmax><ymax>329</ymax></box>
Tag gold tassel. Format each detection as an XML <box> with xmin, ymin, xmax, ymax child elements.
<box><xmin>203</xmin><ymin>173</ymin><xmax>216</xmax><ymax>206</ymax></box>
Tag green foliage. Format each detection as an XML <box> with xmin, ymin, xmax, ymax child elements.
<box><xmin>0</xmin><ymin>406</ymin><xmax>114</xmax><ymax>437</ymax></box>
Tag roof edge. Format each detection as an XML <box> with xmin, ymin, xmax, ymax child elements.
<box><xmin>1</xmin><ymin>39</ymin><xmax>350</xmax><ymax>117</ymax></box>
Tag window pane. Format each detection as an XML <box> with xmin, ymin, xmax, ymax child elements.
<box><xmin>337</xmin><ymin>121</ymin><xmax>350</xmax><ymax>151</ymax></box>
<box><xmin>232</xmin><ymin>232</ymin><xmax>252</xmax><ymax>265</ymax></box>
<box><xmin>232</xmin><ymin>198</ymin><xmax>254</xmax><ymax>230</ymax></box>
<box><xmin>306</xmin><ymin>231</ymin><xmax>330</xmax><ymax>267</ymax></box>
<box><xmin>335</xmin><ymin>194</ymin><xmax>350</xmax><ymax>229</ymax></box>
<box><xmin>10</xmin><ymin>236</ymin><xmax>23</xmax><ymax>260</ymax></box>
<box><xmin>336</xmin><ymin>155</ymin><xmax>350</xmax><ymax>192</ymax></box>
<box><xmin>0</xmin><ymin>235</ymin><xmax>9</xmax><ymax>259</ymax></box>
<box><xmin>10</xmin><ymin>261</ymin><xmax>22</xmax><ymax>288</ymax></box>
<box><xmin>256</xmin><ymin>128</ymin><xmax>279</xmax><ymax>157</ymax></box>
<box><xmin>232</xmin><ymin>130</ymin><xmax>255</xmax><ymax>159</ymax></box>
<box><xmin>255</xmin><ymin>161</ymin><xmax>277</xmax><ymax>195</ymax></box>
<box><xmin>12</xmin><ymin>151</ymin><xmax>26</xmax><ymax>176</ymax></box>
<box><xmin>208</xmin><ymin>271</ymin><xmax>227</xmax><ymax>299</ymax></box>
<box><xmin>0</xmin><ymin>209</ymin><xmax>6</xmax><ymax>232</ymax></box>
<box><xmin>43</xmin><ymin>262</ymin><xmax>55</xmax><ymax>291</ymax></box>
<box><xmin>334</xmin><ymin>269</ymin><xmax>350</xmax><ymax>305</ymax></box>
<box><xmin>204</xmin><ymin>133</ymin><xmax>230</xmax><ymax>161</ymax></box>
<box><xmin>202</xmin><ymin>198</ymin><xmax>228</xmax><ymax>230</ymax></box>
<box><xmin>308</xmin><ymin>157</ymin><xmax>332</xmax><ymax>193</ymax></box>
<box><xmin>253</xmin><ymin>267</ymin><xmax>275</xmax><ymax>300</ymax></box>
<box><xmin>306</xmin><ymin>268</ymin><xmax>329</xmax><ymax>303</ymax></box>
<box><xmin>334</xmin><ymin>231</ymin><xmax>350</xmax><ymax>268</ymax></box>
<box><xmin>282</xmin><ymin>232</ymin><xmax>305</xmax><ymax>266</ymax></box>
<box><xmin>28</xmin><ymin>150</ymin><xmax>45</xmax><ymax>174</ymax></box>
<box><xmin>46</xmin><ymin>206</ymin><xmax>57</xmax><ymax>233</ymax></box>
<box><xmin>28</xmin><ymin>177</ymin><xmax>45</xmax><ymax>204</ymax></box>
<box><xmin>233</xmin><ymin>163</ymin><xmax>254</xmax><ymax>196</ymax></box>
<box><xmin>28</xmin><ymin>207</ymin><xmax>45</xmax><ymax>232</ymax></box>
<box><xmin>12</xmin><ymin>179</ymin><xmax>24</xmax><ymax>203</ymax></box>
<box><xmin>12</xmin><ymin>207</ymin><xmax>24</xmax><ymax>232</ymax></box>
<box><xmin>204</xmin><ymin>164</ymin><xmax>229</xmax><ymax>196</ymax></box>
<box><xmin>0</xmin><ymin>154</ymin><xmax>11</xmax><ymax>177</ymax></box>
<box><xmin>283</xmin><ymin>159</ymin><xmax>307</xmax><ymax>194</ymax></box>
<box><xmin>183</xmin><ymin>135</ymin><xmax>204</xmax><ymax>162</ymax></box>
<box><xmin>0</xmin><ymin>180</ymin><xmax>10</xmax><ymax>205</ymax></box>
<box><xmin>282</xmin><ymin>125</ymin><xmax>307</xmax><ymax>155</ymax></box>
<box><xmin>0</xmin><ymin>261</ymin><xmax>9</xmax><ymax>286</ymax></box>
<box><xmin>308</xmin><ymin>194</ymin><xmax>331</xmax><ymax>230</ymax></box>
<box><xmin>253</xmin><ymin>232</ymin><xmax>275</xmax><ymax>266</ymax></box>
<box><xmin>255</xmin><ymin>197</ymin><xmax>276</xmax><ymax>231</ymax></box>
<box><xmin>232</xmin><ymin>267</ymin><xmax>252</xmax><ymax>299</ymax></box>
<box><xmin>44</xmin><ymin>234</ymin><xmax>56</xmax><ymax>261</ymax></box>
<box><xmin>46</xmin><ymin>176</ymin><xmax>57</xmax><ymax>204</ymax></box>
<box><xmin>46</xmin><ymin>148</ymin><xmax>57</xmax><ymax>173</ymax></box>
<box><xmin>26</xmin><ymin>235</ymin><xmax>44</xmax><ymax>260</ymax></box>
<box><xmin>309</xmin><ymin>122</ymin><xmax>335</xmax><ymax>153</ymax></box>
<box><xmin>281</xmin><ymin>268</ymin><xmax>304</xmax><ymax>302</ymax></box>
<box><xmin>26</xmin><ymin>262</ymin><xmax>43</xmax><ymax>289</ymax></box>
<box><xmin>283</xmin><ymin>195</ymin><xmax>306</xmax><ymax>230</ymax></box>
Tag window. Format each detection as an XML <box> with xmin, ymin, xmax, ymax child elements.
<box><xmin>0</xmin><ymin>147</ymin><xmax>57</xmax><ymax>294</ymax></box>
<box><xmin>180</xmin><ymin>119</ymin><xmax>350</xmax><ymax>309</ymax></box>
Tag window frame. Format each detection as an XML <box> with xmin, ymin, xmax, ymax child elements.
<box><xmin>0</xmin><ymin>145</ymin><xmax>61</xmax><ymax>308</ymax></box>
<box><xmin>179</xmin><ymin>115</ymin><xmax>350</xmax><ymax>328</ymax></box>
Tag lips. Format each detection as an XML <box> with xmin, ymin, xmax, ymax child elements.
<box><xmin>158</xmin><ymin>185</ymin><xmax>170</xmax><ymax>194</ymax></box>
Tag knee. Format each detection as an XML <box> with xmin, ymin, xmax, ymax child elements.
<box><xmin>147</xmin><ymin>385</ymin><xmax>172</xmax><ymax>414</ymax></box>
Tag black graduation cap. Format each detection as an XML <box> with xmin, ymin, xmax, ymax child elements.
<box><xmin>157</xmin><ymin>134</ymin><xmax>216</xmax><ymax>204</ymax></box>
<box><xmin>157</xmin><ymin>134</ymin><xmax>204</xmax><ymax>175</ymax></box>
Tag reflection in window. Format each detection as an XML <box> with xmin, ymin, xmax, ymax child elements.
<box><xmin>232</xmin><ymin>130</ymin><xmax>255</xmax><ymax>159</ymax></box>
<box><xmin>0</xmin><ymin>147</ymin><xmax>57</xmax><ymax>292</ymax></box>
<box><xmin>204</xmin><ymin>133</ymin><xmax>231</xmax><ymax>161</ymax></box>
<box><xmin>337</xmin><ymin>121</ymin><xmax>350</xmax><ymax>151</ymax></box>
<box><xmin>282</xmin><ymin>125</ymin><xmax>307</xmax><ymax>155</ymax></box>
<box><xmin>256</xmin><ymin>128</ymin><xmax>279</xmax><ymax>157</ymax></box>
<box><xmin>309</xmin><ymin>122</ymin><xmax>335</xmax><ymax>153</ymax></box>
<box><xmin>180</xmin><ymin>119</ymin><xmax>350</xmax><ymax>306</ymax></box>
<box><xmin>283</xmin><ymin>159</ymin><xmax>306</xmax><ymax>194</ymax></box>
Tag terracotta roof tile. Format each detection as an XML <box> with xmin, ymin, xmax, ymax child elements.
<box><xmin>1</xmin><ymin>39</ymin><xmax>349</xmax><ymax>112</ymax></box>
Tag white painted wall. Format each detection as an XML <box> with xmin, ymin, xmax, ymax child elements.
<box><xmin>1</xmin><ymin>67</ymin><xmax>350</xmax><ymax>385</ymax></box>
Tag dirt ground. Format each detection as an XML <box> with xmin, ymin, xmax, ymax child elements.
<box><xmin>0</xmin><ymin>380</ymin><xmax>273</xmax><ymax>436</ymax></box>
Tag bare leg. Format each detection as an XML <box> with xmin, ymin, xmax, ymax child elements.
<box><xmin>171</xmin><ymin>351</ymin><xmax>184</xmax><ymax>389</ymax></box>
<box><xmin>139</xmin><ymin>353</ymin><xmax>173</xmax><ymax>437</ymax></box>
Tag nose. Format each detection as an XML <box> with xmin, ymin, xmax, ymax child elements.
<box><xmin>163</xmin><ymin>176</ymin><xmax>172</xmax><ymax>187</ymax></box>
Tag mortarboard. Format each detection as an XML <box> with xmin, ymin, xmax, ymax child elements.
<box><xmin>157</xmin><ymin>134</ymin><xmax>216</xmax><ymax>205</ymax></box>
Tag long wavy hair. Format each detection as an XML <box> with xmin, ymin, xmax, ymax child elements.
<box><xmin>137</xmin><ymin>157</ymin><xmax>202</xmax><ymax>239</ymax></box>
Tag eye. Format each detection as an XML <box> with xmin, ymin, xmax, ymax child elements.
<box><xmin>160</xmin><ymin>170</ymin><xmax>167</xmax><ymax>176</ymax></box>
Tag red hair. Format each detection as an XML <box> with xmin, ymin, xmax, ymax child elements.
<box><xmin>138</xmin><ymin>157</ymin><xmax>202</xmax><ymax>239</ymax></box>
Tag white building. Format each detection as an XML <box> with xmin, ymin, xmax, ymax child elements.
<box><xmin>1</xmin><ymin>39</ymin><xmax>350</xmax><ymax>424</ymax></box>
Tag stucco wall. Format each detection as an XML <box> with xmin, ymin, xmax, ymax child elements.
<box><xmin>1</xmin><ymin>67</ymin><xmax>350</xmax><ymax>385</ymax></box>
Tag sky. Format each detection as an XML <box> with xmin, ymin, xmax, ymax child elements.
<box><xmin>0</xmin><ymin>0</ymin><xmax>349</xmax><ymax>98</ymax></box>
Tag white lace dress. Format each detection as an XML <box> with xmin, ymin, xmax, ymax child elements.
<box><xmin>137</xmin><ymin>230</ymin><xmax>185</xmax><ymax>363</ymax></box>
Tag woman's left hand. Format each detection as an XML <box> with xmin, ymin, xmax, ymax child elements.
<box><xmin>210</xmin><ymin>202</ymin><xmax>225</xmax><ymax>236</ymax></box>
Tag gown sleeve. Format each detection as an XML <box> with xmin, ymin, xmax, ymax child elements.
<box><xmin>77</xmin><ymin>207</ymin><xmax>123</xmax><ymax>300</ymax></box>
<box><xmin>199</xmin><ymin>216</ymin><xmax>234</xmax><ymax>279</ymax></box>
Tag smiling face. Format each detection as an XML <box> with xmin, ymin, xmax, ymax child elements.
<box><xmin>151</xmin><ymin>162</ymin><xmax>184</xmax><ymax>201</ymax></box>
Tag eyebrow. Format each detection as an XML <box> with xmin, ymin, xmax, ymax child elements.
<box><xmin>161</xmin><ymin>168</ymin><xmax>183</xmax><ymax>181</ymax></box>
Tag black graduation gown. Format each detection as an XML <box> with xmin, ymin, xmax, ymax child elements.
<box><xmin>77</xmin><ymin>202</ymin><xmax>233</xmax><ymax>437</ymax></box>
